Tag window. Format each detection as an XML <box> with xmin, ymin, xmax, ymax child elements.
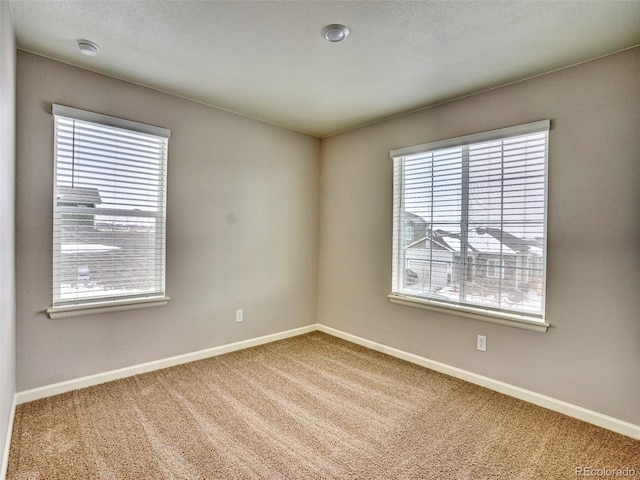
<box><xmin>486</xmin><ymin>259</ymin><xmax>503</xmax><ymax>279</ymax></box>
<box><xmin>47</xmin><ymin>105</ymin><xmax>170</xmax><ymax>318</ymax></box>
<box><xmin>389</xmin><ymin>120</ymin><xmax>549</xmax><ymax>331</ymax></box>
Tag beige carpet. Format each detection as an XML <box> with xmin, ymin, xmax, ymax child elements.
<box><xmin>7</xmin><ymin>332</ymin><xmax>640</xmax><ymax>479</ymax></box>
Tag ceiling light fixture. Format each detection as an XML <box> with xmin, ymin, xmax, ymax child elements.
<box><xmin>321</xmin><ymin>24</ymin><xmax>350</xmax><ymax>43</ymax></box>
<box><xmin>77</xmin><ymin>39</ymin><xmax>100</xmax><ymax>56</ymax></box>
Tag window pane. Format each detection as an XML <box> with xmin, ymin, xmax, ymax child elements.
<box><xmin>392</xmin><ymin>122</ymin><xmax>548</xmax><ymax>321</ymax></box>
<box><xmin>52</xmin><ymin>109</ymin><xmax>168</xmax><ymax>307</ymax></box>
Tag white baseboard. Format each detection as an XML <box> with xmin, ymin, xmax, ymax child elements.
<box><xmin>16</xmin><ymin>324</ymin><xmax>317</xmax><ymax>405</ymax></box>
<box><xmin>317</xmin><ymin>324</ymin><xmax>640</xmax><ymax>441</ymax></box>
<box><xmin>13</xmin><ymin>322</ymin><xmax>640</xmax><ymax>442</ymax></box>
<box><xmin>1</xmin><ymin>394</ymin><xmax>16</xmax><ymax>480</ymax></box>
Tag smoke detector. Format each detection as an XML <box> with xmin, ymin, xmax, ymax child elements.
<box><xmin>77</xmin><ymin>39</ymin><xmax>100</xmax><ymax>56</ymax></box>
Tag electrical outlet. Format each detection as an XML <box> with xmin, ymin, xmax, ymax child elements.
<box><xmin>236</xmin><ymin>309</ymin><xmax>243</xmax><ymax>322</ymax></box>
<box><xmin>477</xmin><ymin>335</ymin><xmax>487</xmax><ymax>352</ymax></box>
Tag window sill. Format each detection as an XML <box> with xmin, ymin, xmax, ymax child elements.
<box><xmin>47</xmin><ymin>296</ymin><xmax>170</xmax><ymax>319</ymax></box>
<box><xmin>387</xmin><ymin>294</ymin><xmax>549</xmax><ymax>333</ymax></box>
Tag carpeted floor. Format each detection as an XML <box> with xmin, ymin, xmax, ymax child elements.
<box><xmin>7</xmin><ymin>331</ymin><xmax>640</xmax><ymax>479</ymax></box>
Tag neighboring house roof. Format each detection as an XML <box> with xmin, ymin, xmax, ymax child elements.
<box><xmin>56</xmin><ymin>186</ymin><xmax>102</xmax><ymax>207</ymax></box>
<box><xmin>475</xmin><ymin>227</ymin><xmax>532</xmax><ymax>254</ymax></box>
<box><xmin>404</xmin><ymin>212</ymin><xmax>428</xmax><ymax>225</ymax></box>
<box><xmin>467</xmin><ymin>229</ymin><xmax>519</xmax><ymax>256</ymax></box>
<box><xmin>406</xmin><ymin>234</ymin><xmax>455</xmax><ymax>252</ymax></box>
<box><xmin>405</xmin><ymin>213</ymin><xmax>540</xmax><ymax>257</ymax></box>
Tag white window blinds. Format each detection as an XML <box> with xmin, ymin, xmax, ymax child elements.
<box><xmin>390</xmin><ymin>120</ymin><xmax>549</xmax><ymax>325</ymax></box>
<box><xmin>51</xmin><ymin>105</ymin><xmax>170</xmax><ymax>312</ymax></box>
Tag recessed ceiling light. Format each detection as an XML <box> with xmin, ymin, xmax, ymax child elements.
<box><xmin>77</xmin><ymin>39</ymin><xmax>100</xmax><ymax>56</ymax></box>
<box><xmin>321</xmin><ymin>24</ymin><xmax>350</xmax><ymax>43</ymax></box>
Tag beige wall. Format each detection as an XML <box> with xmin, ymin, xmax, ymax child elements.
<box><xmin>0</xmin><ymin>0</ymin><xmax>16</xmax><ymax>468</ymax></box>
<box><xmin>318</xmin><ymin>48</ymin><xmax>640</xmax><ymax>425</ymax></box>
<box><xmin>13</xmin><ymin>46</ymin><xmax>640</xmax><ymax>429</ymax></box>
<box><xmin>16</xmin><ymin>51</ymin><xmax>320</xmax><ymax>391</ymax></box>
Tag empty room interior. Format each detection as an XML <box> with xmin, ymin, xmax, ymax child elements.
<box><xmin>1</xmin><ymin>1</ymin><xmax>640</xmax><ymax>478</ymax></box>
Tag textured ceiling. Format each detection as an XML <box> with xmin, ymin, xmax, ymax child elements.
<box><xmin>9</xmin><ymin>0</ymin><xmax>640</xmax><ymax>137</ymax></box>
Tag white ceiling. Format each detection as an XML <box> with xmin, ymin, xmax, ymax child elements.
<box><xmin>9</xmin><ymin>0</ymin><xmax>640</xmax><ymax>138</ymax></box>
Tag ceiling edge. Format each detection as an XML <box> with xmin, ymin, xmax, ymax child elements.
<box><xmin>319</xmin><ymin>43</ymin><xmax>640</xmax><ymax>139</ymax></box>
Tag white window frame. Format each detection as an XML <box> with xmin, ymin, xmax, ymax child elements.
<box><xmin>486</xmin><ymin>259</ymin><xmax>504</xmax><ymax>279</ymax></box>
<box><xmin>388</xmin><ymin>120</ymin><xmax>550</xmax><ymax>332</ymax></box>
<box><xmin>47</xmin><ymin>105</ymin><xmax>171</xmax><ymax>318</ymax></box>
